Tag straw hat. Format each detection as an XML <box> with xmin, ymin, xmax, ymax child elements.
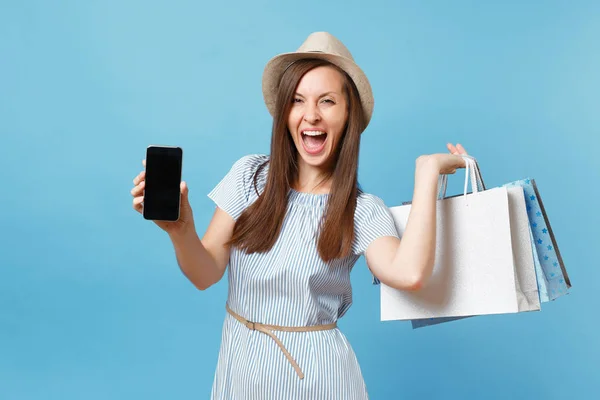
<box><xmin>262</xmin><ymin>31</ymin><xmax>375</xmax><ymax>128</ymax></box>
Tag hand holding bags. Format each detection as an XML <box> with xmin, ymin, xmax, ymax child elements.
<box><xmin>380</xmin><ymin>156</ymin><xmax>541</xmax><ymax>322</ymax></box>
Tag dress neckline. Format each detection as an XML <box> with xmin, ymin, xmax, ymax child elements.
<box><xmin>288</xmin><ymin>188</ymin><xmax>329</xmax><ymax>207</ymax></box>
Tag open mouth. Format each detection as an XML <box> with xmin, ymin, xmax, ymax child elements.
<box><xmin>301</xmin><ymin>130</ymin><xmax>328</xmax><ymax>155</ymax></box>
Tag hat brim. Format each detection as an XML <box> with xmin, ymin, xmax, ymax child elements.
<box><xmin>261</xmin><ymin>51</ymin><xmax>374</xmax><ymax>128</ymax></box>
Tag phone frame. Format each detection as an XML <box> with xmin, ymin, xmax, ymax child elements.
<box><xmin>142</xmin><ymin>144</ymin><xmax>183</xmax><ymax>222</ymax></box>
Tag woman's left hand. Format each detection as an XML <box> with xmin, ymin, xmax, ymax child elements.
<box><xmin>416</xmin><ymin>143</ymin><xmax>470</xmax><ymax>175</ymax></box>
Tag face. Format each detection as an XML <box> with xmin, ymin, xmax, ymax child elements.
<box><xmin>287</xmin><ymin>65</ymin><xmax>348</xmax><ymax>170</ymax></box>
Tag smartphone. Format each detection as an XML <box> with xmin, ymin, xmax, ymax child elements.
<box><xmin>143</xmin><ymin>145</ymin><xmax>183</xmax><ymax>221</ymax></box>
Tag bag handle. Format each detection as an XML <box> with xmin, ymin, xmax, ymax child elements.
<box><xmin>437</xmin><ymin>155</ymin><xmax>486</xmax><ymax>200</ymax></box>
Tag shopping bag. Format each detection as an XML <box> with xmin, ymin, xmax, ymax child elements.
<box><xmin>380</xmin><ymin>157</ymin><xmax>524</xmax><ymax>321</ymax></box>
<box><xmin>437</xmin><ymin>172</ymin><xmax>570</xmax><ymax>302</ymax></box>
<box><xmin>409</xmin><ymin>176</ymin><xmax>571</xmax><ymax>328</ymax></box>
<box><xmin>409</xmin><ymin>183</ymin><xmax>541</xmax><ymax>328</ymax></box>
<box><xmin>502</xmin><ymin>178</ymin><xmax>571</xmax><ymax>301</ymax></box>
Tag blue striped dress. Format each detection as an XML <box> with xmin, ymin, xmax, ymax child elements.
<box><xmin>207</xmin><ymin>154</ymin><xmax>399</xmax><ymax>399</ymax></box>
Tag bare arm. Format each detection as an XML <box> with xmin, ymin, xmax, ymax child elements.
<box><xmin>168</xmin><ymin>207</ymin><xmax>236</xmax><ymax>290</ymax></box>
<box><xmin>366</xmin><ymin>153</ymin><xmax>465</xmax><ymax>291</ymax></box>
<box><xmin>131</xmin><ymin>157</ymin><xmax>250</xmax><ymax>291</ymax></box>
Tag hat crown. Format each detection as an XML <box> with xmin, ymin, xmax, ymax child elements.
<box><xmin>296</xmin><ymin>32</ymin><xmax>354</xmax><ymax>61</ymax></box>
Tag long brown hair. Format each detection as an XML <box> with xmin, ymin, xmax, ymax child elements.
<box><xmin>227</xmin><ymin>58</ymin><xmax>367</xmax><ymax>262</ymax></box>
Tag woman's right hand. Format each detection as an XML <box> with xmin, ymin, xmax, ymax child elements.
<box><xmin>131</xmin><ymin>159</ymin><xmax>195</xmax><ymax>237</ymax></box>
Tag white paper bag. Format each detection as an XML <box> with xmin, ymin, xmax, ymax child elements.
<box><xmin>381</xmin><ymin>157</ymin><xmax>523</xmax><ymax>321</ymax></box>
<box><xmin>507</xmin><ymin>185</ymin><xmax>541</xmax><ymax>312</ymax></box>
<box><xmin>444</xmin><ymin>162</ymin><xmax>540</xmax><ymax>312</ymax></box>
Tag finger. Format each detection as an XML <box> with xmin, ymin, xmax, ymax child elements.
<box><xmin>180</xmin><ymin>181</ymin><xmax>189</xmax><ymax>206</ymax></box>
<box><xmin>133</xmin><ymin>170</ymin><xmax>145</xmax><ymax>185</ymax></box>
<box><xmin>132</xmin><ymin>196</ymin><xmax>144</xmax><ymax>212</ymax></box>
<box><xmin>131</xmin><ymin>180</ymin><xmax>145</xmax><ymax>197</ymax></box>
<box><xmin>142</xmin><ymin>159</ymin><xmax>146</xmax><ymax>167</ymax></box>
<box><xmin>447</xmin><ymin>143</ymin><xmax>460</xmax><ymax>155</ymax></box>
<box><xmin>456</xmin><ymin>143</ymin><xmax>468</xmax><ymax>155</ymax></box>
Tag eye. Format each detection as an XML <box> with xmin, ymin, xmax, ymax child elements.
<box><xmin>322</xmin><ymin>98</ymin><xmax>335</xmax><ymax>104</ymax></box>
<box><xmin>292</xmin><ymin>97</ymin><xmax>303</xmax><ymax>103</ymax></box>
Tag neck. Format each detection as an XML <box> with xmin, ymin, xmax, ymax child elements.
<box><xmin>293</xmin><ymin>158</ymin><xmax>333</xmax><ymax>194</ymax></box>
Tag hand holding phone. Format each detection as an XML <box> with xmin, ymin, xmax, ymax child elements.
<box><xmin>132</xmin><ymin>146</ymin><xmax>193</xmax><ymax>234</ymax></box>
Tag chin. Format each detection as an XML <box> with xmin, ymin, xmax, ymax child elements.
<box><xmin>298</xmin><ymin>148</ymin><xmax>335</xmax><ymax>168</ymax></box>
<box><xmin>299</xmin><ymin>153</ymin><xmax>328</xmax><ymax>166</ymax></box>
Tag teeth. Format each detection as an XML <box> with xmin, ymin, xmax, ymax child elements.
<box><xmin>303</xmin><ymin>131</ymin><xmax>326</xmax><ymax>136</ymax></box>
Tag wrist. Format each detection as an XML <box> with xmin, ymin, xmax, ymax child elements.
<box><xmin>412</xmin><ymin>157</ymin><xmax>441</xmax><ymax>202</ymax></box>
<box><xmin>415</xmin><ymin>156</ymin><xmax>440</xmax><ymax>180</ymax></box>
<box><xmin>168</xmin><ymin>224</ymin><xmax>197</xmax><ymax>245</ymax></box>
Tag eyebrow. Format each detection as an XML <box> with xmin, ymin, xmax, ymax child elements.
<box><xmin>294</xmin><ymin>91</ymin><xmax>340</xmax><ymax>97</ymax></box>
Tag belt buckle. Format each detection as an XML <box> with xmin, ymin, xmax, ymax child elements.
<box><xmin>245</xmin><ymin>321</ymin><xmax>256</xmax><ymax>330</ymax></box>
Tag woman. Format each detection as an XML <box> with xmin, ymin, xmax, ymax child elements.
<box><xmin>131</xmin><ymin>32</ymin><xmax>469</xmax><ymax>399</ymax></box>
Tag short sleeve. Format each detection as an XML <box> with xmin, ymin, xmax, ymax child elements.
<box><xmin>207</xmin><ymin>154</ymin><xmax>268</xmax><ymax>221</ymax></box>
<box><xmin>352</xmin><ymin>193</ymin><xmax>399</xmax><ymax>256</ymax></box>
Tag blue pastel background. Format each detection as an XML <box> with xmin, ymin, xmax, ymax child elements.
<box><xmin>1</xmin><ymin>1</ymin><xmax>598</xmax><ymax>399</ymax></box>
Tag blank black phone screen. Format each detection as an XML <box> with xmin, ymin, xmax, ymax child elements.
<box><xmin>143</xmin><ymin>146</ymin><xmax>182</xmax><ymax>221</ymax></box>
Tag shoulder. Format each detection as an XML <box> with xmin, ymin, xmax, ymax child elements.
<box><xmin>355</xmin><ymin>191</ymin><xmax>389</xmax><ymax>215</ymax></box>
<box><xmin>227</xmin><ymin>153</ymin><xmax>270</xmax><ymax>181</ymax></box>
<box><xmin>353</xmin><ymin>190</ymin><xmax>396</xmax><ymax>228</ymax></box>
<box><xmin>230</xmin><ymin>153</ymin><xmax>270</xmax><ymax>172</ymax></box>
<box><xmin>225</xmin><ymin>154</ymin><xmax>270</xmax><ymax>198</ymax></box>
<box><xmin>351</xmin><ymin>189</ymin><xmax>399</xmax><ymax>256</ymax></box>
<box><xmin>208</xmin><ymin>154</ymin><xmax>270</xmax><ymax>217</ymax></box>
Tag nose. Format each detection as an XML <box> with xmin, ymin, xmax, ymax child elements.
<box><xmin>303</xmin><ymin>103</ymin><xmax>321</xmax><ymax>124</ymax></box>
